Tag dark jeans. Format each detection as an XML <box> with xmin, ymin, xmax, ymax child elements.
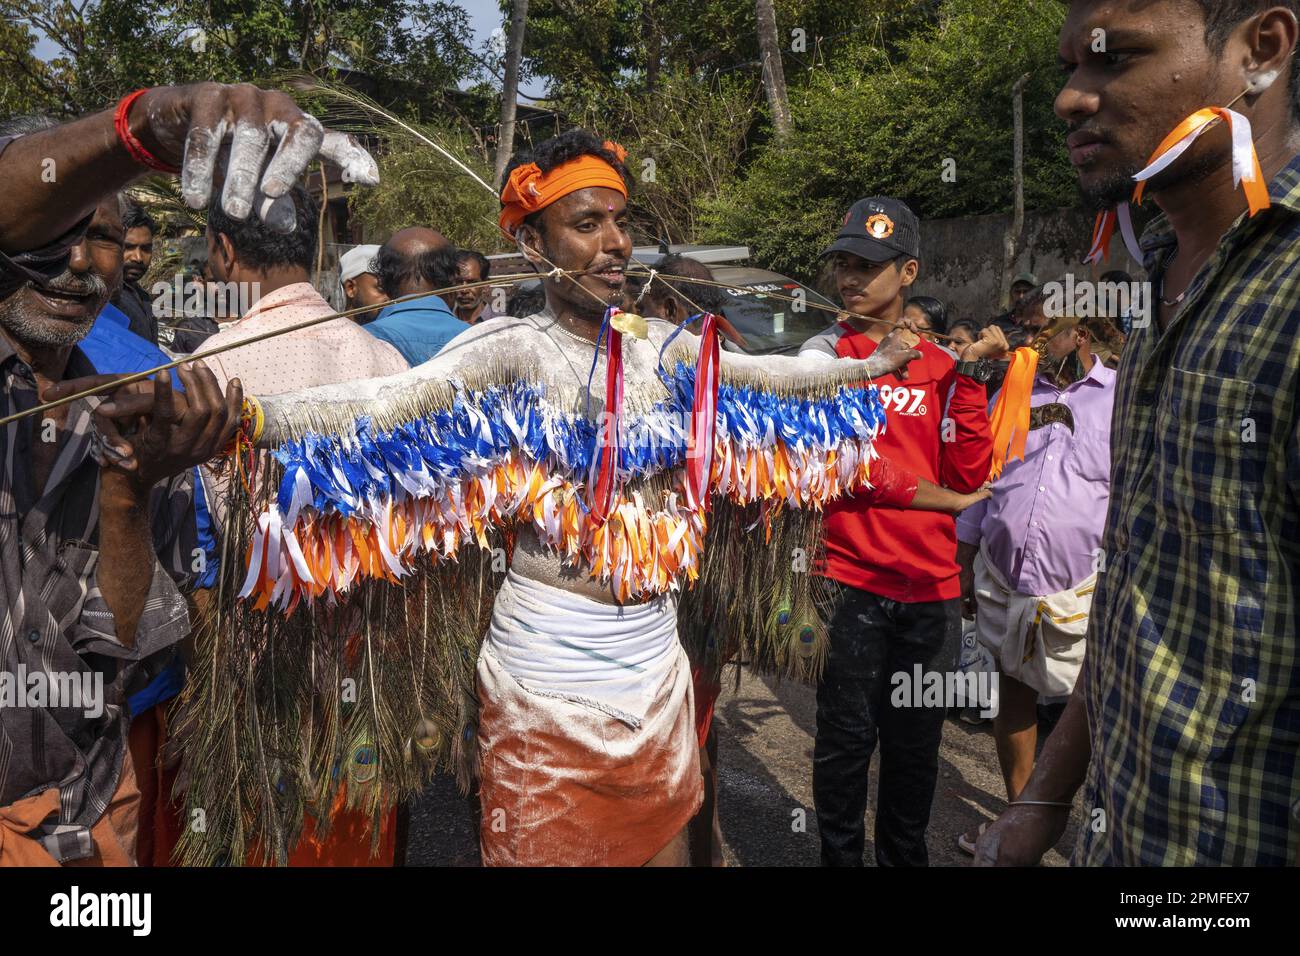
<box><xmin>813</xmin><ymin>584</ymin><xmax>961</xmax><ymax>866</ymax></box>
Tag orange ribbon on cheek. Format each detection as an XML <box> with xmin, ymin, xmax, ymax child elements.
<box><xmin>1131</xmin><ymin>107</ymin><xmax>1269</xmax><ymax>215</ymax></box>
<box><xmin>1084</xmin><ymin>105</ymin><xmax>1270</xmax><ymax>265</ymax></box>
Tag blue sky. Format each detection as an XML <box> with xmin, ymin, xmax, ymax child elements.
<box><xmin>28</xmin><ymin>0</ymin><xmax>547</xmax><ymax>97</ymax></box>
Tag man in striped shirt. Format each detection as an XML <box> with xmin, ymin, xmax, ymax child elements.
<box><xmin>0</xmin><ymin>82</ymin><xmax>365</xmax><ymax>864</ymax></box>
<box><xmin>0</xmin><ymin>209</ymin><xmax>241</xmax><ymax>864</ymax></box>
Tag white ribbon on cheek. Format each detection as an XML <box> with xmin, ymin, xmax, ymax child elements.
<box><xmin>1132</xmin><ymin>108</ymin><xmax>1256</xmax><ymax>191</ymax></box>
<box><xmin>1132</xmin><ymin>121</ymin><xmax>1209</xmax><ymax>185</ymax></box>
<box><xmin>1223</xmin><ymin>108</ymin><xmax>1257</xmax><ymax>187</ymax></box>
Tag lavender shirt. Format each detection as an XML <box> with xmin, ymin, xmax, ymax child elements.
<box><xmin>956</xmin><ymin>361</ymin><xmax>1116</xmax><ymax>596</ymax></box>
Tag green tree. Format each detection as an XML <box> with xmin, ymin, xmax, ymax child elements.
<box><xmin>516</xmin><ymin>0</ymin><xmax>934</xmax><ymax>115</ymax></box>
<box><xmin>293</xmin><ymin>78</ymin><xmax>503</xmax><ymax>251</ymax></box>
<box><xmin>700</xmin><ymin>0</ymin><xmax>1074</xmax><ymax>280</ymax></box>
<box><xmin>591</xmin><ymin>70</ymin><xmax>759</xmax><ymax>244</ymax></box>
<box><xmin>347</xmin><ymin>135</ymin><xmax>502</xmax><ymax>251</ymax></box>
<box><xmin>0</xmin><ymin>13</ymin><xmax>59</xmax><ymax>114</ymax></box>
<box><xmin>0</xmin><ymin>0</ymin><xmax>480</xmax><ymax>117</ymax></box>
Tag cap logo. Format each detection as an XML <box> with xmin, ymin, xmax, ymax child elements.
<box><xmin>866</xmin><ymin>213</ymin><xmax>895</xmax><ymax>239</ymax></box>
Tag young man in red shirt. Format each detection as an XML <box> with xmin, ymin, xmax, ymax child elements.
<box><xmin>800</xmin><ymin>197</ymin><xmax>1005</xmax><ymax>865</ymax></box>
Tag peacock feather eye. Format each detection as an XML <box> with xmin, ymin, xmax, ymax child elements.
<box><xmin>797</xmin><ymin>625</ymin><xmax>819</xmax><ymax>659</ymax></box>
<box><xmin>350</xmin><ymin>743</ymin><xmax>378</xmax><ymax>784</ymax></box>
<box><xmin>413</xmin><ymin>718</ymin><xmax>440</xmax><ymax>752</ymax></box>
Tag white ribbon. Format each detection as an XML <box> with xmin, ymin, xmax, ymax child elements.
<box><xmin>238</xmin><ymin>511</ymin><xmax>272</xmax><ymax>599</ymax></box>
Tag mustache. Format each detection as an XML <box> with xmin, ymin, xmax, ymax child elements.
<box><xmin>1066</xmin><ymin>122</ymin><xmax>1113</xmax><ymax>142</ymax></box>
<box><xmin>37</xmin><ymin>271</ymin><xmax>108</xmax><ymax>299</ymax></box>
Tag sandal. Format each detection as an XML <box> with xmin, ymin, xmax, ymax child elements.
<box><xmin>956</xmin><ymin>820</ymin><xmax>989</xmax><ymax>856</ymax></box>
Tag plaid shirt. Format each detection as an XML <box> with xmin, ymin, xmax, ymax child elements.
<box><xmin>0</xmin><ymin>336</ymin><xmax>196</xmax><ymax>862</ymax></box>
<box><xmin>1075</xmin><ymin>156</ymin><xmax>1300</xmax><ymax>866</ymax></box>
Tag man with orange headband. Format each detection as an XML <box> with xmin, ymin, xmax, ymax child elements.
<box><xmin>977</xmin><ymin>0</ymin><xmax>1300</xmax><ymax>867</ymax></box>
<box><xmin>480</xmin><ymin>131</ymin><xmax>934</xmax><ymax>866</ymax></box>
<box><xmin>480</xmin><ymin>132</ymin><xmax>1002</xmax><ymax>866</ymax></box>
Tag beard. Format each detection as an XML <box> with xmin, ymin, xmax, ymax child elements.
<box><xmin>1076</xmin><ymin>130</ymin><xmax>1233</xmax><ymax>213</ymax></box>
<box><xmin>1077</xmin><ymin>166</ymin><xmax>1141</xmax><ymax>214</ymax></box>
<box><xmin>0</xmin><ymin>270</ymin><xmax>108</xmax><ymax>348</ymax></box>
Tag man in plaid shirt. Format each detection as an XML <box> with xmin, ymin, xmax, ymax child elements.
<box><xmin>978</xmin><ymin>0</ymin><xmax>1300</xmax><ymax>866</ymax></box>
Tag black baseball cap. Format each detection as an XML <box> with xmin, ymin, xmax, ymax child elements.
<box><xmin>820</xmin><ymin>197</ymin><xmax>921</xmax><ymax>264</ymax></box>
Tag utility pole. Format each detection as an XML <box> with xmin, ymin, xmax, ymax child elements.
<box><xmin>1001</xmin><ymin>72</ymin><xmax>1032</xmax><ymax>308</ymax></box>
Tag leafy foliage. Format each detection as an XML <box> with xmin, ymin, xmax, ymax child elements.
<box><xmin>565</xmin><ymin>69</ymin><xmax>759</xmax><ymax>245</ymax></box>
<box><xmin>4</xmin><ymin>0</ymin><xmax>1077</xmax><ymax>277</ymax></box>
<box><xmin>348</xmin><ymin>137</ymin><xmax>501</xmax><ymax>251</ymax></box>
<box><xmin>700</xmin><ymin>0</ymin><xmax>1075</xmax><ymax>279</ymax></box>
<box><xmin>0</xmin><ymin>0</ymin><xmax>480</xmax><ymax>116</ymax></box>
<box><xmin>290</xmin><ymin>77</ymin><xmax>503</xmax><ymax>251</ymax></box>
<box><xmin>0</xmin><ymin>14</ymin><xmax>58</xmax><ymax>115</ymax></box>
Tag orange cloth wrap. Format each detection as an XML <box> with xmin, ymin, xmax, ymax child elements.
<box><xmin>987</xmin><ymin>346</ymin><xmax>1040</xmax><ymax>480</ymax></box>
<box><xmin>499</xmin><ymin>142</ymin><xmax>629</xmax><ymax>236</ymax></box>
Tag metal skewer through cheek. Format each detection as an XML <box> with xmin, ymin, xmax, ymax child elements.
<box><xmin>0</xmin><ymin>270</ymin><xmax>552</xmax><ymax>428</ymax></box>
<box><xmin>620</xmin><ymin>267</ymin><xmax>961</xmax><ymax>347</ymax></box>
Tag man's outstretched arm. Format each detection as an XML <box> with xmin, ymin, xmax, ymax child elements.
<box><xmin>860</xmin><ymin>454</ymin><xmax>991</xmax><ymax>515</ymax></box>
<box><xmin>0</xmin><ymin>83</ymin><xmax>378</xmax><ymax>254</ymax></box>
<box><xmin>974</xmin><ymin>665</ymin><xmax>1093</xmax><ymax>866</ymax></box>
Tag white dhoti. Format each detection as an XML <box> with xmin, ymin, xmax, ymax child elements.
<box><xmin>973</xmin><ymin>542</ymin><xmax>1093</xmax><ymax>697</ymax></box>
<box><xmin>475</xmin><ymin>570</ymin><xmax>701</xmax><ymax>866</ymax></box>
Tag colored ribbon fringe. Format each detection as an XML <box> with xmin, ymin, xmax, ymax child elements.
<box><xmin>686</xmin><ymin>312</ymin><xmax>720</xmax><ymax>512</ymax></box>
<box><xmin>237</xmin><ymin>364</ymin><xmax>888</xmax><ymax>608</ymax></box>
<box><xmin>1084</xmin><ymin>106</ymin><xmax>1270</xmax><ymax>265</ymax></box>
<box><xmin>588</xmin><ymin>307</ymin><xmax>624</xmax><ymax>525</ymax></box>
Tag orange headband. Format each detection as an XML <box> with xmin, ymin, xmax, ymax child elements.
<box><xmin>499</xmin><ymin>141</ymin><xmax>628</xmax><ymax>236</ymax></box>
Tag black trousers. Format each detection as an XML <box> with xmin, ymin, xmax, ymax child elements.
<box><xmin>812</xmin><ymin>584</ymin><xmax>961</xmax><ymax>866</ymax></box>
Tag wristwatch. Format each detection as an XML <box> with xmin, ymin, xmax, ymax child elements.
<box><xmin>955</xmin><ymin>358</ymin><xmax>994</xmax><ymax>383</ymax></box>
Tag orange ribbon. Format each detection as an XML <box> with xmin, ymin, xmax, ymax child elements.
<box><xmin>987</xmin><ymin>347</ymin><xmax>1040</xmax><ymax>480</ymax></box>
<box><xmin>1085</xmin><ymin>105</ymin><xmax>1270</xmax><ymax>264</ymax></box>
<box><xmin>1131</xmin><ymin>108</ymin><xmax>1269</xmax><ymax>214</ymax></box>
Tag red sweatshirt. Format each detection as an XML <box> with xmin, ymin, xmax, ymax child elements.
<box><xmin>806</xmin><ymin>321</ymin><xmax>993</xmax><ymax>602</ymax></box>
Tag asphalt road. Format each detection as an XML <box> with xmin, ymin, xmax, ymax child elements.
<box><xmin>405</xmin><ymin>665</ymin><xmax>1084</xmax><ymax>867</ymax></box>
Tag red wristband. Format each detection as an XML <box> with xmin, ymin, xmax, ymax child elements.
<box><xmin>114</xmin><ymin>89</ymin><xmax>181</xmax><ymax>174</ymax></box>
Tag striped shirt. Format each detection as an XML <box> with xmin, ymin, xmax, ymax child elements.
<box><xmin>0</xmin><ymin>336</ymin><xmax>196</xmax><ymax>861</ymax></box>
<box><xmin>1075</xmin><ymin>155</ymin><xmax>1300</xmax><ymax>866</ymax></box>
